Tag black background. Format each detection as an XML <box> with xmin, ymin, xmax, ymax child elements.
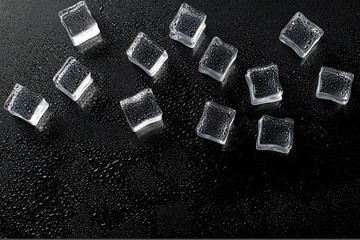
<box><xmin>1</xmin><ymin>0</ymin><xmax>360</xmax><ymax>238</ymax></box>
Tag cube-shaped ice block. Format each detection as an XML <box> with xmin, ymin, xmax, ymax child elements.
<box><xmin>316</xmin><ymin>67</ymin><xmax>354</xmax><ymax>105</ymax></box>
<box><xmin>199</xmin><ymin>37</ymin><xmax>238</xmax><ymax>82</ymax></box>
<box><xmin>195</xmin><ymin>101</ymin><xmax>236</xmax><ymax>145</ymax></box>
<box><xmin>53</xmin><ymin>56</ymin><xmax>93</xmax><ymax>101</ymax></box>
<box><xmin>256</xmin><ymin>115</ymin><xmax>294</xmax><ymax>154</ymax></box>
<box><xmin>120</xmin><ymin>89</ymin><xmax>163</xmax><ymax>132</ymax></box>
<box><xmin>279</xmin><ymin>12</ymin><xmax>324</xmax><ymax>58</ymax></box>
<box><xmin>4</xmin><ymin>84</ymin><xmax>50</xmax><ymax>126</ymax></box>
<box><xmin>126</xmin><ymin>32</ymin><xmax>168</xmax><ymax>76</ymax></box>
<box><xmin>58</xmin><ymin>1</ymin><xmax>100</xmax><ymax>46</ymax></box>
<box><xmin>169</xmin><ymin>3</ymin><xmax>207</xmax><ymax>48</ymax></box>
<box><xmin>245</xmin><ymin>64</ymin><xmax>283</xmax><ymax>105</ymax></box>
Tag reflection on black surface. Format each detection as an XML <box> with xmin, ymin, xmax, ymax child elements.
<box><xmin>221</xmin><ymin>63</ymin><xmax>237</xmax><ymax>87</ymax></box>
<box><xmin>35</xmin><ymin>110</ymin><xmax>53</xmax><ymax>132</ymax></box>
<box><xmin>300</xmin><ymin>42</ymin><xmax>320</xmax><ymax>66</ymax></box>
<box><xmin>191</xmin><ymin>31</ymin><xmax>206</xmax><ymax>56</ymax></box>
<box><xmin>77</xmin><ymin>34</ymin><xmax>103</xmax><ymax>53</ymax></box>
<box><xmin>76</xmin><ymin>83</ymin><xmax>99</xmax><ymax>109</ymax></box>
<box><xmin>253</xmin><ymin>101</ymin><xmax>282</xmax><ymax>112</ymax></box>
<box><xmin>152</xmin><ymin>62</ymin><xmax>169</xmax><ymax>83</ymax></box>
<box><xmin>136</xmin><ymin>120</ymin><xmax>164</xmax><ymax>138</ymax></box>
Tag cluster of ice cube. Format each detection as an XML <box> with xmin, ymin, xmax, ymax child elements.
<box><xmin>3</xmin><ymin>2</ymin><xmax>355</xmax><ymax>155</ymax></box>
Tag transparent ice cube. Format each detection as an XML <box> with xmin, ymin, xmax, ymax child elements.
<box><xmin>245</xmin><ymin>64</ymin><xmax>283</xmax><ymax>105</ymax></box>
<box><xmin>256</xmin><ymin>115</ymin><xmax>294</xmax><ymax>154</ymax></box>
<box><xmin>53</xmin><ymin>56</ymin><xmax>93</xmax><ymax>101</ymax></box>
<box><xmin>199</xmin><ymin>37</ymin><xmax>238</xmax><ymax>82</ymax></box>
<box><xmin>169</xmin><ymin>3</ymin><xmax>207</xmax><ymax>48</ymax></box>
<box><xmin>58</xmin><ymin>1</ymin><xmax>100</xmax><ymax>46</ymax></box>
<box><xmin>4</xmin><ymin>84</ymin><xmax>50</xmax><ymax>126</ymax></box>
<box><xmin>126</xmin><ymin>32</ymin><xmax>168</xmax><ymax>77</ymax></box>
<box><xmin>120</xmin><ymin>89</ymin><xmax>163</xmax><ymax>132</ymax></box>
<box><xmin>279</xmin><ymin>12</ymin><xmax>324</xmax><ymax>58</ymax></box>
<box><xmin>195</xmin><ymin>101</ymin><xmax>236</xmax><ymax>145</ymax></box>
<box><xmin>316</xmin><ymin>66</ymin><xmax>354</xmax><ymax>105</ymax></box>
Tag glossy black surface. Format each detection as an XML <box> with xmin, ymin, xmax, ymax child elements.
<box><xmin>1</xmin><ymin>0</ymin><xmax>360</xmax><ymax>238</ymax></box>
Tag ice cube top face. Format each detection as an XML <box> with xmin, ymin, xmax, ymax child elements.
<box><xmin>196</xmin><ymin>101</ymin><xmax>236</xmax><ymax>145</ymax></box>
<box><xmin>53</xmin><ymin>57</ymin><xmax>93</xmax><ymax>101</ymax></box>
<box><xmin>256</xmin><ymin>115</ymin><xmax>294</xmax><ymax>154</ymax></box>
<box><xmin>169</xmin><ymin>3</ymin><xmax>207</xmax><ymax>48</ymax></box>
<box><xmin>245</xmin><ymin>64</ymin><xmax>283</xmax><ymax>105</ymax></box>
<box><xmin>58</xmin><ymin>1</ymin><xmax>100</xmax><ymax>46</ymax></box>
<box><xmin>120</xmin><ymin>89</ymin><xmax>163</xmax><ymax>132</ymax></box>
<box><xmin>279</xmin><ymin>12</ymin><xmax>324</xmax><ymax>58</ymax></box>
<box><xmin>126</xmin><ymin>32</ymin><xmax>168</xmax><ymax>77</ymax></box>
<box><xmin>316</xmin><ymin>67</ymin><xmax>354</xmax><ymax>105</ymax></box>
<box><xmin>4</xmin><ymin>84</ymin><xmax>49</xmax><ymax>126</ymax></box>
<box><xmin>199</xmin><ymin>37</ymin><xmax>238</xmax><ymax>82</ymax></box>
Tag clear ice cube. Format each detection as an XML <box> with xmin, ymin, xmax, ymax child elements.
<box><xmin>279</xmin><ymin>12</ymin><xmax>324</xmax><ymax>58</ymax></box>
<box><xmin>256</xmin><ymin>115</ymin><xmax>294</xmax><ymax>154</ymax></box>
<box><xmin>53</xmin><ymin>56</ymin><xmax>93</xmax><ymax>101</ymax></box>
<box><xmin>120</xmin><ymin>89</ymin><xmax>163</xmax><ymax>132</ymax></box>
<box><xmin>245</xmin><ymin>64</ymin><xmax>283</xmax><ymax>105</ymax></box>
<box><xmin>169</xmin><ymin>3</ymin><xmax>207</xmax><ymax>48</ymax></box>
<box><xmin>4</xmin><ymin>84</ymin><xmax>50</xmax><ymax>126</ymax></box>
<box><xmin>316</xmin><ymin>66</ymin><xmax>354</xmax><ymax>105</ymax></box>
<box><xmin>126</xmin><ymin>32</ymin><xmax>168</xmax><ymax>77</ymax></box>
<box><xmin>195</xmin><ymin>101</ymin><xmax>236</xmax><ymax>145</ymax></box>
<box><xmin>199</xmin><ymin>37</ymin><xmax>238</xmax><ymax>82</ymax></box>
<box><xmin>58</xmin><ymin>1</ymin><xmax>100</xmax><ymax>46</ymax></box>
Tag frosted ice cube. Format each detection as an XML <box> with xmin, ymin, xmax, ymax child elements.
<box><xmin>58</xmin><ymin>1</ymin><xmax>100</xmax><ymax>46</ymax></box>
<box><xmin>279</xmin><ymin>12</ymin><xmax>324</xmax><ymax>58</ymax></box>
<box><xmin>245</xmin><ymin>64</ymin><xmax>283</xmax><ymax>105</ymax></box>
<box><xmin>4</xmin><ymin>84</ymin><xmax>50</xmax><ymax>126</ymax></box>
<box><xmin>316</xmin><ymin>67</ymin><xmax>354</xmax><ymax>105</ymax></box>
<box><xmin>120</xmin><ymin>89</ymin><xmax>163</xmax><ymax>132</ymax></box>
<box><xmin>199</xmin><ymin>37</ymin><xmax>238</xmax><ymax>82</ymax></box>
<box><xmin>169</xmin><ymin>3</ymin><xmax>207</xmax><ymax>48</ymax></box>
<box><xmin>126</xmin><ymin>32</ymin><xmax>168</xmax><ymax>76</ymax></box>
<box><xmin>53</xmin><ymin>56</ymin><xmax>93</xmax><ymax>101</ymax></box>
<box><xmin>256</xmin><ymin>115</ymin><xmax>294</xmax><ymax>154</ymax></box>
<box><xmin>195</xmin><ymin>101</ymin><xmax>236</xmax><ymax>145</ymax></box>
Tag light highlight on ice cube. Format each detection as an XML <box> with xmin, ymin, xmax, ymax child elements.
<box><xmin>58</xmin><ymin>1</ymin><xmax>100</xmax><ymax>46</ymax></box>
<box><xmin>120</xmin><ymin>89</ymin><xmax>163</xmax><ymax>132</ymax></box>
<box><xmin>4</xmin><ymin>84</ymin><xmax>49</xmax><ymax>126</ymax></box>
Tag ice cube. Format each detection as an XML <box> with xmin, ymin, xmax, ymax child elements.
<box><xmin>279</xmin><ymin>12</ymin><xmax>324</xmax><ymax>58</ymax></box>
<box><xmin>58</xmin><ymin>1</ymin><xmax>100</xmax><ymax>46</ymax></box>
<box><xmin>195</xmin><ymin>101</ymin><xmax>236</xmax><ymax>145</ymax></box>
<box><xmin>316</xmin><ymin>66</ymin><xmax>354</xmax><ymax>105</ymax></box>
<box><xmin>256</xmin><ymin>115</ymin><xmax>294</xmax><ymax>154</ymax></box>
<box><xmin>245</xmin><ymin>64</ymin><xmax>283</xmax><ymax>105</ymax></box>
<box><xmin>126</xmin><ymin>32</ymin><xmax>168</xmax><ymax>77</ymax></box>
<box><xmin>169</xmin><ymin>3</ymin><xmax>207</xmax><ymax>48</ymax></box>
<box><xmin>4</xmin><ymin>84</ymin><xmax>50</xmax><ymax>126</ymax></box>
<box><xmin>199</xmin><ymin>37</ymin><xmax>238</xmax><ymax>82</ymax></box>
<box><xmin>53</xmin><ymin>56</ymin><xmax>93</xmax><ymax>101</ymax></box>
<box><xmin>120</xmin><ymin>89</ymin><xmax>163</xmax><ymax>132</ymax></box>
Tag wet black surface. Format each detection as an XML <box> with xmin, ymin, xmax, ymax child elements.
<box><xmin>1</xmin><ymin>0</ymin><xmax>360</xmax><ymax>238</ymax></box>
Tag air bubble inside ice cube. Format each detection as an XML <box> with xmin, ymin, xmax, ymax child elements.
<box><xmin>4</xmin><ymin>84</ymin><xmax>49</xmax><ymax>126</ymax></box>
<box><xmin>279</xmin><ymin>12</ymin><xmax>324</xmax><ymax>58</ymax></box>
<box><xmin>126</xmin><ymin>32</ymin><xmax>168</xmax><ymax>77</ymax></box>
<box><xmin>169</xmin><ymin>3</ymin><xmax>207</xmax><ymax>48</ymax></box>
<box><xmin>245</xmin><ymin>64</ymin><xmax>283</xmax><ymax>105</ymax></box>
<box><xmin>316</xmin><ymin>67</ymin><xmax>354</xmax><ymax>105</ymax></box>
<box><xmin>58</xmin><ymin>1</ymin><xmax>100</xmax><ymax>46</ymax></box>
<box><xmin>256</xmin><ymin>115</ymin><xmax>294</xmax><ymax>154</ymax></box>
<box><xmin>120</xmin><ymin>89</ymin><xmax>163</xmax><ymax>132</ymax></box>
<box><xmin>195</xmin><ymin>101</ymin><xmax>236</xmax><ymax>145</ymax></box>
<box><xmin>53</xmin><ymin>56</ymin><xmax>93</xmax><ymax>101</ymax></box>
<box><xmin>199</xmin><ymin>37</ymin><xmax>238</xmax><ymax>82</ymax></box>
